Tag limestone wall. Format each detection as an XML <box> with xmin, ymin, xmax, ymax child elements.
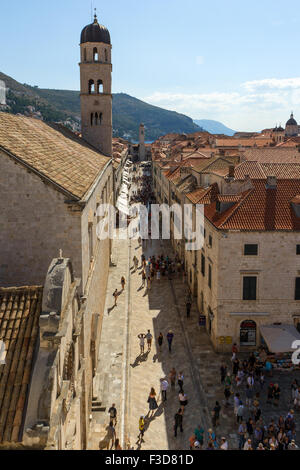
<box><xmin>0</xmin><ymin>152</ymin><xmax>82</xmax><ymax>287</ymax></box>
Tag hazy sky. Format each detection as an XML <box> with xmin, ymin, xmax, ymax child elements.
<box><xmin>1</xmin><ymin>0</ymin><xmax>300</xmax><ymax>131</ymax></box>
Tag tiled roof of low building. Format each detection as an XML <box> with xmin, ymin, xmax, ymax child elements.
<box><xmin>185</xmin><ymin>187</ymin><xmax>212</xmax><ymax>204</ymax></box>
<box><xmin>206</xmin><ymin>179</ymin><xmax>300</xmax><ymax>231</ymax></box>
<box><xmin>241</xmin><ymin>147</ymin><xmax>300</xmax><ymax>163</ymax></box>
<box><xmin>235</xmin><ymin>161</ymin><xmax>300</xmax><ymax>179</ymax></box>
<box><xmin>0</xmin><ymin>286</ymin><xmax>42</xmax><ymax>444</ymax></box>
<box><xmin>0</xmin><ymin>112</ymin><xmax>111</xmax><ymax>200</ymax></box>
<box><xmin>216</xmin><ymin>138</ymin><xmax>272</xmax><ymax>148</ymax></box>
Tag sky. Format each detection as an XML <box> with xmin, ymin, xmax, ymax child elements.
<box><xmin>1</xmin><ymin>0</ymin><xmax>300</xmax><ymax>131</ymax></box>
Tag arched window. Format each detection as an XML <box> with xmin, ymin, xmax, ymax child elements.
<box><xmin>95</xmin><ymin>112</ymin><xmax>98</xmax><ymax>126</ymax></box>
<box><xmin>105</xmin><ymin>49</ymin><xmax>108</xmax><ymax>62</ymax></box>
<box><xmin>84</xmin><ymin>48</ymin><xmax>87</xmax><ymax>62</ymax></box>
<box><xmin>88</xmin><ymin>79</ymin><xmax>95</xmax><ymax>94</ymax></box>
<box><xmin>240</xmin><ymin>320</ymin><xmax>257</xmax><ymax>346</ymax></box>
<box><xmin>97</xmin><ymin>80</ymin><xmax>103</xmax><ymax>94</ymax></box>
<box><xmin>90</xmin><ymin>113</ymin><xmax>94</xmax><ymax>126</ymax></box>
<box><xmin>99</xmin><ymin>112</ymin><xmax>103</xmax><ymax>125</ymax></box>
<box><xmin>93</xmin><ymin>47</ymin><xmax>99</xmax><ymax>62</ymax></box>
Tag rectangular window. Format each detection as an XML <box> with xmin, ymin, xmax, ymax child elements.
<box><xmin>296</xmin><ymin>278</ymin><xmax>300</xmax><ymax>300</ymax></box>
<box><xmin>208</xmin><ymin>265</ymin><xmax>212</xmax><ymax>289</ymax></box>
<box><xmin>243</xmin><ymin>276</ymin><xmax>257</xmax><ymax>300</ymax></box>
<box><xmin>297</xmin><ymin>245</ymin><xmax>300</xmax><ymax>255</ymax></box>
<box><xmin>209</xmin><ymin>235</ymin><xmax>213</xmax><ymax>247</ymax></box>
<box><xmin>244</xmin><ymin>244</ymin><xmax>258</xmax><ymax>256</ymax></box>
<box><xmin>201</xmin><ymin>254</ymin><xmax>205</xmax><ymax>277</ymax></box>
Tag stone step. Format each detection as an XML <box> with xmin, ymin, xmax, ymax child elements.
<box><xmin>92</xmin><ymin>406</ymin><xmax>106</xmax><ymax>412</ymax></box>
<box><xmin>92</xmin><ymin>401</ymin><xmax>102</xmax><ymax>407</ymax></box>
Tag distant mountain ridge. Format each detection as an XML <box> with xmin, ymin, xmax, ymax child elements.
<box><xmin>194</xmin><ymin>119</ymin><xmax>236</xmax><ymax>136</ymax></box>
<box><xmin>0</xmin><ymin>71</ymin><xmax>203</xmax><ymax>142</ymax></box>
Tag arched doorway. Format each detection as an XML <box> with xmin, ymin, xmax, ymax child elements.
<box><xmin>240</xmin><ymin>320</ymin><xmax>257</xmax><ymax>346</ymax></box>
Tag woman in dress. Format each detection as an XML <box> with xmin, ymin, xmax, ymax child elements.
<box><xmin>147</xmin><ymin>388</ymin><xmax>158</xmax><ymax>418</ymax></box>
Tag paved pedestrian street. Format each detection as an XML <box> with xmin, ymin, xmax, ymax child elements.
<box><xmin>89</xmin><ymin>232</ymin><xmax>300</xmax><ymax>450</ymax></box>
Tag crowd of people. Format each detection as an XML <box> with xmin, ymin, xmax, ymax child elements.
<box><xmin>130</xmin><ymin>169</ymin><xmax>154</xmax><ymax>205</ymax></box>
<box><xmin>195</xmin><ymin>345</ymin><xmax>300</xmax><ymax>450</ymax></box>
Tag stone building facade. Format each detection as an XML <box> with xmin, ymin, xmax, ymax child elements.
<box><xmin>153</xmin><ymin>153</ymin><xmax>300</xmax><ymax>353</ymax></box>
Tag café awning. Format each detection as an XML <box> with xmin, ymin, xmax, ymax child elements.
<box><xmin>260</xmin><ymin>324</ymin><xmax>300</xmax><ymax>353</ymax></box>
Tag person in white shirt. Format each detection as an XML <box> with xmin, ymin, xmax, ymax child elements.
<box><xmin>179</xmin><ymin>392</ymin><xmax>188</xmax><ymax>412</ymax></box>
<box><xmin>220</xmin><ymin>437</ymin><xmax>228</xmax><ymax>450</ymax></box>
<box><xmin>247</xmin><ymin>375</ymin><xmax>254</xmax><ymax>389</ymax></box>
<box><xmin>161</xmin><ymin>379</ymin><xmax>169</xmax><ymax>402</ymax></box>
<box><xmin>243</xmin><ymin>438</ymin><xmax>252</xmax><ymax>450</ymax></box>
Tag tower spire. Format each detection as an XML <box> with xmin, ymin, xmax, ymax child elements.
<box><xmin>94</xmin><ymin>7</ymin><xmax>98</xmax><ymax>23</ymax></box>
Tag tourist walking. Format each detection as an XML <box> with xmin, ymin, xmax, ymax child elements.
<box><xmin>273</xmin><ymin>383</ymin><xmax>281</xmax><ymax>406</ymax></box>
<box><xmin>157</xmin><ymin>332</ymin><xmax>163</xmax><ymax>352</ymax></box>
<box><xmin>147</xmin><ymin>388</ymin><xmax>158</xmax><ymax>418</ymax></box>
<box><xmin>167</xmin><ymin>330</ymin><xmax>174</xmax><ymax>352</ymax></box>
<box><xmin>178</xmin><ymin>371</ymin><xmax>184</xmax><ymax>393</ymax></box>
<box><xmin>169</xmin><ymin>368</ymin><xmax>176</xmax><ymax>390</ymax></box>
<box><xmin>161</xmin><ymin>378</ymin><xmax>169</xmax><ymax>402</ymax></box>
<box><xmin>138</xmin><ymin>333</ymin><xmax>145</xmax><ymax>354</ymax></box>
<box><xmin>108</xmin><ymin>403</ymin><xmax>117</xmax><ymax>426</ymax></box>
<box><xmin>186</xmin><ymin>294</ymin><xmax>192</xmax><ymax>318</ymax></box>
<box><xmin>179</xmin><ymin>391</ymin><xmax>188</xmax><ymax>413</ymax></box>
<box><xmin>145</xmin><ymin>330</ymin><xmax>153</xmax><ymax>351</ymax></box>
<box><xmin>142</xmin><ymin>270</ymin><xmax>146</xmax><ymax>288</ymax></box>
<box><xmin>231</xmin><ymin>343</ymin><xmax>238</xmax><ymax>361</ymax></box>
<box><xmin>133</xmin><ymin>255</ymin><xmax>139</xmax><ymax>272</ymax></box>
<box><xmin>105</xmin><ymin>421</ymin><xmax>116</xmax><ymax>450</ymax></box>
<box><xmin>220</xmin><ymin>364</ymin><xmax>227</xmax><ymax>384</ymax></box>
<box><xmin>138</xmin><ymin>416</ymin><xmax>145</xmax><ymax>444</ymax></box>
<box><xmin>113</xmin><ymin>289</ymin><xmax>119</xmax><ymax>306</ymax></box>
<box><xmin>212</xmin><ymin>401</ymin><xmax>221</xmax><ymax>427</ymax></box>
<box><xmin>237</xmin><ymin>401</ymin><xmax>245</xmax><ymax>424</ymax></box>
<box><xmin>174</xmin><ymin>409</ymin><xmax>183</xmax><ymax>437</ymax></box>
<box><xmin>121</xmin><ymin>276</ymin><xmax>126</xmax><ymax>291</ymax></box>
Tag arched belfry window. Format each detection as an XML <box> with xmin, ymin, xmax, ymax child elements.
<box><xmin>95</xmin><ymin>112</ymin><xmax>98</xmax><ymax>126</ymax></box>
<box><xmin>90</xmin><ymin>113</ymin><xmax>94</xmax><ymax>126</ymax></box>
<box><xmin>89</xmin><ymin>79</ymin><xmax>95</xmax><ymax>94</ymax></box>
<box><xmin>99</xmin><ymin>112</ymin><xmax>103</xmax><ymax>125</ymax></box>
<box><xmin>97</xmin><ymin>80</ymin><xmax>103</xmax><ymax>94</ymax></box>
<box><xmin>84</xmin><ymin>48</ymin><xmax>87</xmax><ymax>62</ymax></box>
<box><xmin>105</xmin><ymin>49</ymin><xmax>108</xmax><ymax>62</ymax></box>
<box><xmin>93</xmin><ymin>47</ymin><xmax>99</xmax><ymax>62</ymax></box>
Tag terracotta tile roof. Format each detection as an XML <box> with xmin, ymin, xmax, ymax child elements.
<box><xmin>242</xmin><ymin>147</ymin><xmax>300</xmax><ymax>163</ymax></box>
<box><xmin>216</xmin><ymin>138</ymin><xmax>272</xmax><ymax>148</ymax></box>
<box><xmin>217</xmin><ymin>194</ymin><xmax>242</xmax><ymax>202</ymax></box>
<box><xmin>186</xmin><ymin>184</ymin><xmax>219</xmax><ymax>205</ymax></box>
<box><xmin>0</xmin><ymin>286</ymin><xmax>42</xmax><ymax>444</ymax></box>
<box><xmin>205</xmin><ymin>179</ymin><xmax>300</xmax><ymax>231</ymax></box>
<box><xmin>234</xmin><ymin>161</ymin><xmax>267</xmax><ymax>179</ymax></box>
<box><xmin>276</xmin><ymin>139</ymin><xmax>299</xmax><ymax>148</ymax></box>
<box><xmin>185</xmin><ymin>187</ymin><xmax>212</xmax><ymax>204</ymax></box>
<box><xmin>0</xmin><ymin>112</ymin><xmax>111</xmax><ymax>199</ymax></box>
<box><xmin>235</xmin><ymin>161</ymin><xmax>300</xmax><ymax>179</ymax></box>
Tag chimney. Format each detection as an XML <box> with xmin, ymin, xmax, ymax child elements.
<box><xmin>266</xmin><ymin>175</ymin><xmax>277</xmax><ymax>189</ymax></box>
<box><xmin>228</xmin><ymin>165</ymin><xmax>235</xmax><ymax>178</ymax></box>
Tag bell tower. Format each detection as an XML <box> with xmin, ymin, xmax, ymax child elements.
<box><xmin>80</xmin><ymin>12</ymin><xmax>112</xmax><ymax>156</ymax></box>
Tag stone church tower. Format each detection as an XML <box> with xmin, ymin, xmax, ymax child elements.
<box><xmin>80</xmin><ymin>13</ymin><xmax>112</xmax><ymax>156</ymax></box>
<box><xmin>139</xmin><ymin>123</ymin><xmax>146</xmax><ymax>161</ymax></box>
